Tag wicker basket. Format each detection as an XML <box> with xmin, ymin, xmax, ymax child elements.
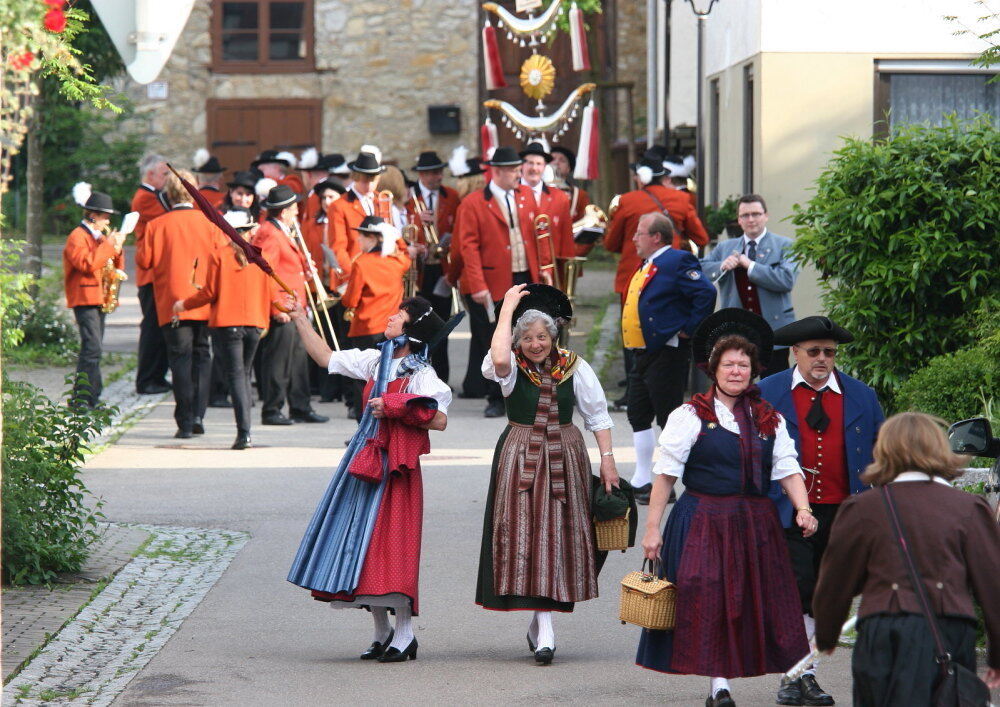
<box><xmin>619</xmin><ymin>559</ymin><xmax>676</xmax><ymax>631</ymax></box>
<box><xmin>594</xmin><ymin>509</ymin><xmax>630</xmax><ymax>552</ymax></box>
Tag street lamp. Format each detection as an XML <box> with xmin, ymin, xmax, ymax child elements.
<box><xmin>684</xmin><ymin>0</ymin><xmax>719</xmax><ymax>219</ymax></box>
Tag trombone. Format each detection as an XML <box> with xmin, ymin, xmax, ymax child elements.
<box><xmin>534</xmin><ymin>213</ymin><xmax>560</xmax><ymax>290</ymax></box>
<box><xmin>289</xmin><ymin>220</ymin><xmax>341</xmax><ymax>351</ymax></box>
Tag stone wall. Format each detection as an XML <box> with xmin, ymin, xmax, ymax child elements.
<box><xmin>615</xmin><ymin>0</ymin><xmax>648</xmax><ymax>135</ymax></box>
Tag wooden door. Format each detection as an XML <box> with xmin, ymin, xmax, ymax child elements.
<box><xmin>206</xmin><ymin>98</ymin><xmax>322</xmax><ymax>179</ymax></box>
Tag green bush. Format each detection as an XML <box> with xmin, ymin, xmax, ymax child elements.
<box><xmin>0</xmin><ymin>239</ymin><xmax>33</xmax><ymax>350</ymax></box>
<box><xmin>703</xmin><ymin>195</ymin><xmax>739</xmax><ymax>238</ymax></box>
<box><xmin>790</xmin><ymin>117</ymin><xmax>1000</xmax><ymax>407</ymax></box>
<box><xmin>896</xmin><ymin>347</ymin><xmax>1000</xmax><ymax>423</ymax></box>
<box><xmin>2</xmin><ymin>376</ymin><xmax>113</xmax><ymax>585</ymax></box>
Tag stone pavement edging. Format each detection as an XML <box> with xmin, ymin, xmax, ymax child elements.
<box><xmin>3</xmin><ymin>524</ymin><xmax>249</xmax><ymax>706</ymax></box>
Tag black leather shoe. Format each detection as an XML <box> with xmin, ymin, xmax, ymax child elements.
<box><xmin>706</xmin><ymin>689</ymin><xmax>735</xmax><ymax>707</ymax></box>
<box><xmin>174</xmin><ymin>429</ymin><xmax>193</xmax><ymax>439</ymax></box>
<box><xmin>138</xmin><ymin>383</ymin><xmax>171</xmax><ymax>395</ymax></box>
<box><xmin>192</xmin><ymin>418</ymin><xmax>205</xmax><ymax>435</ymax></box>
<box><xmin>776</xmin><ymin>677</ymin><xmax>804</xmax><ymax>705</ymax></box>
<box><xmin>800</xmin><ymin>674</ymin><xmax>834</xmax><ymax>706</ymax></box>
<box><xmin>633</xmin><ymin>483</ymin><xmax>652</xmax><ymax>505</ymax></box>
<box><xmin>377</xmin><ymin>638</ymin><xmax>417</xmax><ymax>662</ymax></box>
<box><xmin>533</xmin><ymin>646</ymin><xmax>555</xmax><ymax>665</ymax></box>
<box><xmin>484</xmin><ymin>401</ymin><xmax>505</xmax><ymax>418</ymax></box>
<box><xmin>232</xmin><ymin>434</ymin><xmax>251</xmax><ymax>450</ymax></box>
<box><xmin>291</xmin><ymin>410</ymin><xmax>329</xmax><ymax>423</ymax></box>
<box><xmin>360</xmin><ymin>630</ymin><xmax>393</xmax><ymax>660</ymax></box>
<box><xmin>208</xmin><ymin>399</ymin><xmax>232</xmax><ymax>408</ymax></box>
<box><xmin>262</xmin><ymin>414</ymin><xmax>293</xmax><ymax>426</ymax></box>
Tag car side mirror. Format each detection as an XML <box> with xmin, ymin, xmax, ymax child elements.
<box><xmin>948</xmin><ymin>417</ymin><xmax>1000</xmax><ymax>457</ymax></box>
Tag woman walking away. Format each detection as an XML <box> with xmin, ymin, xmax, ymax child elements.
<box><xmin>476</xmin><ymin>283</ymin><xmax>618</xmax><ymax>665</ymax></box>
<box><xmin>812</xmin><ymin>412</ymin><xmax>1000</xmax><ymax>706</ymax></box>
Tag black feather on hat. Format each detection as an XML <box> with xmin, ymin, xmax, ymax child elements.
<box><xmin>692</xmin><ymin>308</ymin><xmax>774</xmax><ymax>371</ymax></box>
<box><xmin>772</xmin><ymin>316</ymin><xmax>854</xmax><ymax>346</ymax></box>
<box><xmin>495</xmin><ymin>284</ymin><xmax>573</xmax><ymax>328</ymax></box>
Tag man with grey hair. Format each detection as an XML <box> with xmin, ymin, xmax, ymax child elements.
<box><xmin>621</xmin><ymin>212</ymin><xmax>716</xmax><ymax>503</ymax></box>
<box><xmin>132</xmin><ymin>154</ymin><xmax>171</xmax><ymax>394</ymax></box>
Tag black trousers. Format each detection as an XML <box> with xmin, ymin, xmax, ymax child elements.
<box><xmin>208</xmin><ymin>345</ymin><xmax>230</xmax><ymax>404</ymax></box>
<box><xmin>347</xmin><ymin>334</ymin><xmax>380</xmax><ymax>420</ymax></box>
<box><xmin>766</xmin><ymin>347</ymin><xmax>790</xmax><ymax>375</ymax></box>
<box><xmin>785</xmin><ymin>502</ymin><xmax>840</xmax><ymax>615</ymax></box>
<box><xmin>417</xmin><ymin>262</ymin><xmax>453</xmax><ymax>385</ymax></box>
<box><xmin>210</xmin><ymin>326</ymin><xmax>261</xmax><ymax>435</ymax></box>
<box><xmin>162</xmin><ymin>321</ymin><xmax>211</xmax><ymax>432</ymax></box>
<box><xmin>73</xmin><ymin>305</ymin><xmax>106</xmax><ymax>406</ymax></box>
<box><xmin>260</xmin><ymin>319</ymin><xmax>311</xmax><ymax>418</ymax></box>
<box><xmin>626</xmin><ymin>339</ymin><xmax>692</xmax><ymax>432</ymax></box>
<box><xmin>136</xmin><ymin>283</ymin><xmax>170</xmax><ymax>391</ymax></box>
<box><xmin>462</xmin><ymin>271</ymin><xmax>530</xmax><ymax>403</ymax></box>
<box><xmin>308</xmin><ymin>300</ymin><xmax>344</xmax><ymax>401</ymax></box>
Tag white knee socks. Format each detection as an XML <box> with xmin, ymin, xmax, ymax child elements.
<box><xmin>371</xmin><ymin>607</ymin><xmax>391</xmax><ymax>644</ymax></box>
<box><xmin>803</xmin><ymin>613</ymin><xmax>819</xmax><ymax>674</ymax></box>
<box><xmin>631</xmin><ymin>428</ymin><xmax>657</xmax><ymax>488</ymax></box>
<box><xmin>711</xmin><ymin>677</ymin><xmax>731</xmax><ymax>697</ymax></box>
<box><xmin>532</xmin><ymin>611</ymin><xmax>554</xmax><ymax>650</ymax></box>
<box><xmin>389</xmin><ymin>603</ymin><xmax>414</xmax><ymax>650</ymax></box>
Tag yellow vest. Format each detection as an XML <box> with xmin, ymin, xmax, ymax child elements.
<box><xmin>622</xmin><ymin>264</ymin><xmax>648</xmax><ymax>349</ymax></box>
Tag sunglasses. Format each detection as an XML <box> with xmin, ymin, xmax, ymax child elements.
<box><xmin>797</xmin><ymin>346</ymin><xmax>838</xmax><ymax>358</ymax></box>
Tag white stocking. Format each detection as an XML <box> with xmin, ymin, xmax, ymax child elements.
<box><xmin>710</xmin><ymin>677</ymin><xmax>731</xmax><ymax>697</ymax></box>
<box><xmin>389</xmin><ymin>603</ymin><xmax>414</xmax><ymax>650</ymax></box>
<box><xmin>371</xmin><ymin>606</ymin><xmax>391</xmax><ymax>643</ymax></box>
<box><xmin>803</xmin><ymin>613</ymin><xmax>818</xmax><ymax>674</ymax></box>
<box><xmin>534</xmin><ymin>611</ymin><xmax>554</xmax><ymax>650</ymax></box>
<box><xmin>631</xmin><ymin>428</ymin><xmax>657</xmax><ymax>488</ymax></box>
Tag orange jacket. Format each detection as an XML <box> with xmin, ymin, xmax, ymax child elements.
<box><xmin>278</xmin><ymin>173</ymin><xmax>305</xmax><ymax>195</ymax></box>
<box><xmin>198</xmin><ymin>185</ymin><xmax>226</xmax><ymax>210</ymax></box>
<box><xmin>182</xmin><ymin>240</ymin><xmax>273</xmax><ymax>329</ymax></box>
<box><xmin>328</xmin><ymin>190</ymin><xmax>370</xmax><ymax>281</ymax></box>
<box><xmin>342</xmin><ymin>248</ymin><xmax>411</xmax><ymax>338</ymax></box>
<box><xmin>454</xmin><ymin>183</ymin><xmax>550</xmax><ymax>301</ymax></box>
<box><xmin>136</xmin><ymin>206</ymin><xmax>216</xmax><ymax>326</ymax></box>
<box><xmin>63</xmin><ymin>223</ymin><xmax>124</xmax><ymax>308</ymax></box>
<box><xmin>604</xmin><ymin>184</ymin><xmax>709</xmax><ymax>294</ymax></box>
<box><xmin>131</xmin><ymin>186</ymin><xmax>168</xmax><ymax>287</ymax></box>
<box><xmin>252</xmin><ymin>219</ymin><xmax>309</xmax><ymax>317</ymax></box>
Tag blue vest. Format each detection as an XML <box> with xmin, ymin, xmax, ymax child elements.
<box><xmin>683</xmin><ymin>421</ymin><xmax>775</xmax><ymax>497</ymax></box>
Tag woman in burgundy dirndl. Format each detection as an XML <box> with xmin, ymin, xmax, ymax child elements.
<box><xmin>636</xmin><ymin>309</ymin><xmax>815</xmax><ymax>707</ymax></box>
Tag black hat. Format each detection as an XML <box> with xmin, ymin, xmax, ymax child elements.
<box><xmin>633</xmin><ymin>156</ymin><xmax>666</xmax><ymax>178</ymax></box>
<box><xmin>313</xmin><ymin>178</ymin><xmax>346</xmax><ymax>196</ymax></box>
<box><xmin>550</xmin><ymin>145</ymin><xmax>577</xmax><ymax>171</ymax></box>
<box><xmin>311</xmin><ymin>153</ymin><xmax>340</xmax><ymax>172</ymax></box>
<box><xmin>496</xmin><ymin>283</ymin><xmax>573</xmax><ymax>328</ymax></box>
<box><xmin>645</xmin><ymin>144</ymin><xmax>669</xmax><ymax>161</ymax></box>
<box><xmin>519</xmin><ymin>141</ymin><xmax>553</xmax><ymax>163</ymax></box>
<box><xmin>772</xmin><ymin>316</ymin><xmax>854</xmax><ymax>346</ymax></box>
<box><xmin>194</xmin><ymin>155</ymin><xmax>226</xmax><ymax>173</ymax></box>
<box><xmin>414</xmin><ymin>151</ymin><xmax>447</xmax><ymax>171</ymax></box>
<box><xmin>353</xmin><ymin>215</ymin><xmax>387</xmax><ymax>234</ymax></box>
<box><xmin>347</xmin><ymin>150</ymin><xmax>385</xmax><ymax>175</ymax></box>
<box><xmin>83</xmin><ymin>191</ymin><xmax>117</xmax><ymax>214</ymax></box>
<box><xmin>227</xmin><ymin>170</ymin><xmax>258</xmax><ymax>191</ymax></box>
<box><xmin>326</xmin><ymin>153</ymin><xmax>350</xmax><ymax>175</ymax></box>
<box><xmin>486</xmin><ymin>146</ymin><xmax>523</xmax><ymax>167</ymax></box>
<box><xmin>401</xmin><ymin>297</ymin><xmax>446</xmax><ymax>343</ymax></box>
<box><xmin>692</xmin><ymin>308</ymin><xmax>774</xmax><ymax>372</ymax></box>
<box><xmin>251</xmin><ymin>149</ymin><xmax>291</xmax><ymax>169</ymax></box>
<box><xmin>261</xmin><ymin>184</ymin><xmax>303</xmax><ymax>210</ymax></box>
<box><xmin>464</xmin><ymin>158</ymin><xmax>486</xmax><ymax>176</ymax></box>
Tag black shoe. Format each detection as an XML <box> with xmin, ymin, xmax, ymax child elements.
<box><xmin>291</xmin><ymin>410</ymin><xmax>329</xmax><ymax>423</ymax></box>
<box><xmin>377</xmin><ymin>638</ymin><xmax>417</xmax><ymax>662</ymax></box>
<box><xmin>174</xmin><ymin>429</ymin><xmax>193</xmax><ymax>439</ymax></box>
<box><xmin>533</xmin><ymin>646</ymin><xmax>555</xmax><ymax>665</ymax></box>
<box><xmin>776</xmin><ymin>677</ymin><xmax>804</xmax><ymax>706</ymax></box>
<box><xmin>526</xmin><ymin>633</ymin><xmax>536</xmax><ymax>653</ymax></box>
<box><xmin>138</xmin><ymin>383</ymin><xmax>171</xmax><ymax>395</ymax></box>
<box><xmin>633</xmin><ymin>483</ymin><xmax>652</xmax><ymax>505</ymax></box>
<box><xmin>208</xmin><ymin>399</ymin><xmax>232</xmax><ymax>408</ymax></box>
<box><xmin>319</xmin><ymin>395</ymin><xmax>340</xmax><ymax>403</ymax></box>
<box><xmin>484</xmin><ymin>401</ymin><xmax>505</xmax><ymax>418</ymax></box>
<box><xmin>232</xmin><ymin>434</ymin><xmax>251</xmax><ymax>450</ymax></box>
<box><xmin>262</xmin><ymin>414</ymin><xmax>293</xmax><ymax>426</ymax></box>
<box><xmin>612</xmin><ymin>395</ymin><xmax>628</xmax><ymax>411</ymax></box>
<box><xmin>799</xmin><ymin>675</ymin><xmax>834</xmax><ymax>706</ymax></box>
<box><xmin>706</xmin><ymin>689</ymin><xmax>735</xmax><ymax>707</ymax></box>
<box><xmin>192</xmin><ymin>418</ymin><xmax>205</xmax><ymax>435</ymax></box>
<box><xmin>360</xmin><ymin>630</ymin><xmax>393</xmax><ymax>660</ymax></box>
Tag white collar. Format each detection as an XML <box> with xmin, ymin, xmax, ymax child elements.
<box><xmin>418</xmin><ymin>182</ymin><xmax>436</xmax><ymax>200</ymax></box>
<box><xmin>141</xmin><ymin>182</ymin><xmax>157</xmax><ymax>192</ymax></box>
<box><xmin>352</xmin><ymin>186</ymin><xmax>372</xmax><ymax>202</ymax></box>
<box><xmin>891</xmin><ymin>471</ymin><xmax>952</xmax><ymax>486</ymax></box>
<box><xmin>791</xmin><ymin>365</ymin><xmax>842</xmax><ymax>394</ymax></box>
<box><xmin>643</xmin><ymin>244</ymin><xmax>671</xmax><ymax>265</ymax></box>
<box><xmin>520</xmin><ymin>178</ymin><xmax>543</xmax><ymax>196</ymax></box>
<box><xmin>489</xmin><ymin>181</ymin><xmax>517</xmax><ymax>201</ymax></box>
<box><xmin>80</xmin><ymin>220</ymin><xmax>102</xmax><ymax>239</ymax></box>
<box><xmin>743</xmin><ymin>231</ymin><xmax>766</xmax><ymax>246</ymax></box>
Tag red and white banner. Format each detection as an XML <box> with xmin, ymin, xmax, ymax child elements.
<box><xmin>573</xmin><ymin>101</ymin><xmax>599</xmax><ymax>181</ymax></box>
<box><xmin>569</xmin><ymin>3</ymin><xmax>591</xmax><ymax>72</ymax></box>
<box><xmin>482</xmin><ymin>20</ymin><xmax>507</xmax><ymax>91</ymax></box>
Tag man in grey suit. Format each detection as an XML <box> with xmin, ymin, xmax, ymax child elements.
<box><xmin>701</xmin><ymin>194</ymin><xmax>798</xmax><ymax>373</ymax></box>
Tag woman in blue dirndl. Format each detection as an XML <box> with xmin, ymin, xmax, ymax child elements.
<box><xmin>636</xmin><ymin>309</ymin><xmax>816</xmax><ymax>707</ymax></box>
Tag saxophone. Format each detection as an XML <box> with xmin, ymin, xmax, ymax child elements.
<box><xmin>99</xmin><ymin>225</ymin><xmax>128</xmax><ymax>314</ymax></box>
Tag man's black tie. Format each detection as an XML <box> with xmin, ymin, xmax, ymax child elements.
<box><xmin>747</xmin><ymin>239</ymin><xmax>757</xmax><ymax>261</ymax></box>
<box><xmin>805</xmin><ymin>388</ymin><xmax>830</xmax><ymax>433</ymax></box>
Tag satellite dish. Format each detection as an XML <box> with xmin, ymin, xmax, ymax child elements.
<box><xmin>90</xmin><ymin>0</ymin><xmax>195</xmax><ymax>84</ymax></box>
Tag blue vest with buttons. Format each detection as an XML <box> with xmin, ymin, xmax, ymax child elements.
<box><xmin>683</xmin><ymin>421</ymin><xmax>775</xmax><ymax>496</ymax></box>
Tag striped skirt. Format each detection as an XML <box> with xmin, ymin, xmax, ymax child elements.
<box><xmin>476</xmin><ymin>422</ymin><xmax>598</xmax><ymax>609</ymax></box>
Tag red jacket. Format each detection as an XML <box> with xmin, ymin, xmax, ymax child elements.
<box><xmin>405</xmin><ymin>184</ymin><xmax>461</xmax><ymax>238</ymax></box>
<box><xmin>526</xmin><ymin>182</ymin><xmax>574</xmax><ymax>261</ymax></box>
<box><xmin>182</xmin><ymin>240</ymin><xmax>273</xmax><ymax>329</ymax></box>
<box><xmin>198</xmin><ymin>185</ymin><xmax>226</xmax><ymax>210</ymax></box>
<box><xmin>252</xmin><ymin>219</ymin><xmax>309</xmax><ymax>317</ymax></box>
<box><xmin>342</xmin><ymin>248</ymin><xmax>411</xmax><ymax>337</ymax></box>
<box><xmin>131</xmin><ymin>185</ymin><xmax>168</xmax><ymax>287</ymax></box>
<box><xmin>136</xmin><ymin>206</ymin><xmax>216</xmax><ymax>326</ymax></box>
<box><xmin>63</xmin><ymin>223</ymin><xmax>124</xmax><ymax>308</ymax></box>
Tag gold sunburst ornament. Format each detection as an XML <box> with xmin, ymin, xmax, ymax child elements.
<box><xmin>520</xmin><ymin>54</ymin><xmax>556</xmax><ymax>101</ymax></box>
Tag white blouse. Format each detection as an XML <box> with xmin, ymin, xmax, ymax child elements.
<box><xmin>652</xmin><ymin>399</ymin><xmax>802</xmax><ymax>480</ymax></box>
<box><xmin>327</xmin><ymin>348</ymin><xmax>452</xmax><ymax>415</ymax></box>
<box><xmin>481</xmin><ymin>351</ymin><xmax>614</xmax><ymax>432</ymax></box>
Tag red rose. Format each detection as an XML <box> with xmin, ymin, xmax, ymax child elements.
<box><xmin>44</xmin><ymin>8</ymin><xmax>67</xmax><ymax>33</ymax></box>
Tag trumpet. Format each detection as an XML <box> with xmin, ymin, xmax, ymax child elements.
<box><xmin>401</xmin><ymin>221</ymin><xmax>420</xmax><ymax>299</ymax></box>
<box><xmin>410</xmin><ymin>193</ymin><xmax>443</xmax><ymax>259</ymax></box>
<box><xmin>534</xmin><ymin>214</ymin><xmax>560</xmax><ymax>290</ymax></box>
<box><xmin>289</xmin><ymin>220</ymin><xmax>341</xmax><ymax>351</ymax></box>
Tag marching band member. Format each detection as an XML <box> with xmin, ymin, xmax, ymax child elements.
<box><xmin>520</xmin><ymin>141</ymin><xmax>575</xmax><ymax>266</ymax></box>
<box><xmin>63</xmin><ymin>184</ymin><xmax>126</xmax><ymax>408</ymax></box>
<box><xmin>408</xmin><ymin>150</ymin><xmax>460</xmax><ymax>385</ymax></box>
<box><xmin>173</xmin><ymin>209</ymin><xmax>272</xmax><ymax>450</ymax></box>
<box><xmin>136</xmin><ymin>169</ymin><xmax>218</xmax><ymax>439</ymax></box>
<box><xmin>132</xmin><ymin>153</ymin><xmax>171</xmax><ymax>396</ymax></box>
<box><xmin>549</xmin><ymin>145</ymin><xmax>597</xmax><ymax>257</ymax></box>
<box><xmin>251</xmin><ymin>149</ymin><xmax>304</xmax><ymax>195</ymax></box>
<box><xmin>453</xmin><ymin>145</ymin><xmax>550</xmax><ymax>418</ymax></box>
<box><xmin>192</xmin><ymin>149</ymin><xmax>227</xmax><ymax>209</ymax></box>
<box><xmin>253</xmin><ymin>184</ymin><xmax>329</xmax><ymax>426</ymax></box>
<box><xmin>325</xmin><ymin>152</ymin><xmax>352</xmax><ymax>189</ymax></box>
<box><xmin>341</xmin><ymin>216</ymin><xmax>412</xmax><ymax>420</ymax></box>
<box><xmin>220</xmin><ymin>170</ymin><xmax>261</xmax><ymax>220</ymax></box>
<box><xmin>329</xmin><ymin>147</ymin><xmax>384</xmax><ymax>285</ymax></box>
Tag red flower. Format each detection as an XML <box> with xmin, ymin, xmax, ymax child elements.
<box><xmin>44</xmin><ymin>8</ymin><xmax>66</xmax><ymax>32</ymax></box>
<box><xmin>8</xmin><ymin>51</ymin><xmax>36</xmax><ymax>71</ymax></box>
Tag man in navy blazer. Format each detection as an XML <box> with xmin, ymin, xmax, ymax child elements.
<box><xmin>622</xmin><ymin>212</ymin><xmax>716</xmax><ymax>503</ymax></box>
<box><xmin>701</xmin><ymin>194</ymin><xmax>798</xmax><ymax>373</ymax></box>
<box><xmin>758</xmin><ymin>316</ymin><xmax>884</xmax><ymax>707</ymax></box>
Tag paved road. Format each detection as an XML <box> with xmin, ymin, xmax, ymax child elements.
<box><xmin>77</xmin><ymin>264</ymin><xmax>856</xmax><ymax>706</ymax></box>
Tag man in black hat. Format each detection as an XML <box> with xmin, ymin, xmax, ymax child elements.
<box><xmin>193</xmin><ymin>149</ymin><xmax>227</xmax><ymax>209</ymax></box>
<box><xmin>549</xmin><ymin>145</ymin><xmax>595</xmax><ymax>246</ymax></box>
<box><xmin>520</xmin><ymin>141</ymin><xmax>574</xmax><ymax>280</ymax></box>
<box><xmin>408</xmin><ymin>151</ymin><xmax>461</xmax><ymax>385</ymax></box>
<box><xmin>758</xmin><ymin>316</ymin><xmax>884</xmax><ymax>706</ymax></box>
